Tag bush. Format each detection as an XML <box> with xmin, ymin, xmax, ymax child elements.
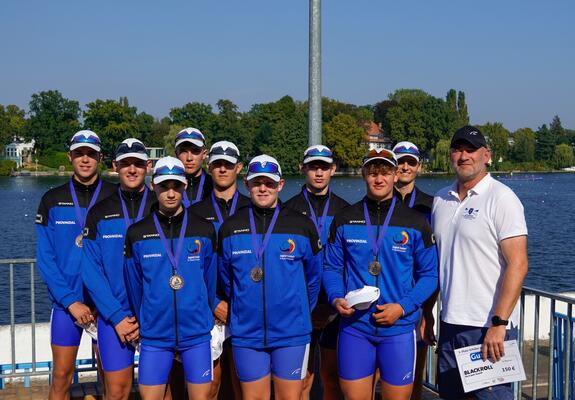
<box><xmin>0</xmin><ymin>160</ymin><xmax>17</xmax><ymax>176</ymax></box>
<box><xmin>38</xmin><ymin>150</ymin><xmax>71</xmax><ymax>170</ymax></box>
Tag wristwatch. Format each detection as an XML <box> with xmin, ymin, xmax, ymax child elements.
<box><xmin>491</xmin><ymin>315</ymin><xmax>509</xmax><ymax>326</ymax></box>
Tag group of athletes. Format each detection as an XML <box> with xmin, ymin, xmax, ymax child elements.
<box><xmin>36</xmin><ymin>124</ymin><xmax>526</xmax><ymax>400</ymax></box>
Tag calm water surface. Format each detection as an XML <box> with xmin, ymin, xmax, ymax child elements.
<box><xmin>1</xmin><ymin>174</ymin><xmax>574</xmax><ymax>324</ymax></box>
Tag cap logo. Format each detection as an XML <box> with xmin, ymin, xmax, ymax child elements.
<box><xmin>261</xmin><ymin>161</ymin><xmax>267</xmax><ymax>168</ymax></box>
<box><xmin>469</xmin><ymin>131</ymin><xmax>478</xmax><ymax>135</ymax></box>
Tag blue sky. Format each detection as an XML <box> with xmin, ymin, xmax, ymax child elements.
<box><xmin>1</xmin><ymin>1</ymin><xmax>573</xmax><ymax>131</ymax></box>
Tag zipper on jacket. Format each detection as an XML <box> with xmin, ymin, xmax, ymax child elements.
<box><xmin>261</xmin><ymin>210</ymin><xmax>268</xmax><ymax>348</ymax></box>
<box><xmin>169</xmin><ymin>216</ymin><xmax>180</xmax><ymax>347</ymax></box>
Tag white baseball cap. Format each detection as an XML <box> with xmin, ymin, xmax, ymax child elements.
<box><xmin>115</xmin><ymin>138</ymin><xmax>148</xmax><ymax>162</ymax></box>
<box><xmin>345</xmin><ymin>286</ymin><xmax>380</xmax><ymax>310</ymax></box>
<box><xmin>175</xmin><ymin>127</ymin><xmax>206</xmax><ymax>149</ymax></box>
<box><xmin>152</xmin><ymin>156</ymin><xmax>187</xmax><ymax>185</ymax></box>
<box><xmin>302</xmin><ymin>145</ymin><xmax>333</xmax><ymax>164</ymax></box>
<box><xmin>246</xmin><ymin>155</ymin><xmax>282</xmax><ymax>182</ymax></box>
<box><xmin>209</xmin><ymin>141</ymin><xmax>240</xmax><ymax>165</ymax></box>
<box><xmin>393</xmin><ymin>141</ymin><xmax>421</xmax><ymax>163</ymax></box>
<box><xmin>69</xmin><ymin>130</ymin><xmax>101</xmax><ymax>152</ymax></box>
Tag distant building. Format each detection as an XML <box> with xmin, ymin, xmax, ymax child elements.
<box><xmin>146</xmin><ymin>147</ymin><xmax>165</xmax><ymax>166</ymax></box>
<box><xmin>363</xmin><ymin>121</ymin><xmax>392</xmax><ymax>150</ymax></box>
<box><xmin>3</xmin><ymin>138</ymin><xmax>35</xmax><ymax>168</ymax></box>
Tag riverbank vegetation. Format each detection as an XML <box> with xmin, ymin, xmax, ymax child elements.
<box><xmin>1</xmin><ymin>89</ymin><xmax>574</xmax><ymax>174</ymax></box>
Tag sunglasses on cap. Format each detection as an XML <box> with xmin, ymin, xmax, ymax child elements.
<box><xmin>393</xmin><ymin>145</ymin><xmax>420</xmax><ymax>157</ymax></box>
<box><xmin>248</xmin><ymin>161</ymin><xmax>281</xmax><ymax>175</ymax></box>
<box><xmin>210</xmin><ymin>145</ymin><xmax>239</xmax><ymax>158</ymax></box>
<box><xmin>115</xmin><ymin>141</ymin><xmax>147</xmax><ymax>156</ymax></box>
<box><xmin>304</xmin><ymin>147</ymin><xmax>333</xmax><ymax>158</ymax></box>
<box><xmin>153</xmin><ymin>165</ymin><xmax>186</xmax><ymax>177</ymax></box>
<box><xmin>176</xmin><ymin>131</ymin><xmax>204</xmax><ymax>142</ymax></box>
<box><xmin>71</xmin><ymin>134</ymin><xmax>101</xmax><ymax>146</ymax></box>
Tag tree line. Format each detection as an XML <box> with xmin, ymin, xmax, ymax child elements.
<box><xmin>1</xmin><ymin>89</ymin><xmax>574</xmax><ymax>174</ymax></box>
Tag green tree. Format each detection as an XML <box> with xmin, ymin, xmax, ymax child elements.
<box><xmin>164</xmin><ymin>124</ymin><xmax>184</xmax><ymax>156</ymax></box>
<box><xmin>320</xmin><ymin>97</ymin><xmax>372</xmax><ymax>124</ymax></box>
<box><xmin>479</xmin><ymin>122</ymin><xmax>509</xmax><ymax>166</ymax></box>
<box><xmin>536</xmin><ymin>124</ymin><xmax>555</xmax><ymax>161</ymax></box>
<box><xmin>550</xmin><ymin>115</ymin><xmax>570</xmax><ymax>145</ymax></box>
<box><xmin>324</xmin><ymin>113</ymin><xmax>366</xmax><ymax>170</ymax></box>
<box><xmin>431</xmin><ymin>139</ymin><xmax>451</xmax><ymax>172</ymax></box>
<box><xmin>144</xmin><ymin>118</ymin><xmax>171</xmax><ymax>148</ymax></box>
<box><xmin>446</xmin><ymin>89</ymin><xmax>457</xmax><ymax>113</ymax></box>
<box><xmin>373</xmin><ymin>100</ymin><xmax>398</xmax><ymax>126</ymax></box>
<box><xmin>83</xmin><ymin>98</ymin><xmax>140</xmax><ymax>159</ymax></box>
<box><xmin>0</xmin><ymin>104</ymin><xmax>26</xmax><ymax>150</ymax></box>
<box><xmin>26</xmin><ymin>90</ymin><xmax>81</xmax><ymax>152</ymax></box>
<box><xmin>169</xmin><ymin>102</ymin><xmax>215</xmax><ymax>144</ymax></box>
<box><xmin>552</xmin><ymin>144</ymin><xmax>574</xmax><ymax>169</ymax></box>
<box><xmin>511</xmin><ymin>128</ymin><xmax>536</xmax><ymax>162</ymax></box>
<box><xmin>457</xmin><ymin>91</ymin><xmax>469</xmax><ymax>126</ymax></box>
<box><xmin>212</xmin><ymin>99</ymin><xmax>253</xmax><ymax>158</ymax></box>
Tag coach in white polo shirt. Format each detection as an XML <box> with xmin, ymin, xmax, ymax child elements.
<box><xmin>432</xmin><ymin>125</ymin><xmax>528</xmax><ymax>400</ymax></box>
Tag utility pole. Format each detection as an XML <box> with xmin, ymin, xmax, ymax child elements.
<box><xmin>308</xmin><ymin>0</ymin><xmax>322</xmax><ymax>146</ymax></box>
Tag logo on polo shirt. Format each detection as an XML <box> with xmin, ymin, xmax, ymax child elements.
<box><xmin>463</xmin><ymin>207</ymin><xmax>479</xmax><ymax>220</ymax></box>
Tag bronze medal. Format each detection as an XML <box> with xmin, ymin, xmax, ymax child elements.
<box><xmin>250</xmin><ymin>267</ymin><xmax>263</xmax><ymax>282</ymax></box>
<box><xmin>75</xmin><ymin>234</ymin><xmax>83</xmax><ymax>248</ymax></box>
<box><xmin>368</xmin><ymin>260</ymin><xmax>381</xmax><ymax>276</ymax></box>
<box><xmin>169</xmin><ymin>274</ymin><xmax>184</xmax><ymax>290</ymax></box>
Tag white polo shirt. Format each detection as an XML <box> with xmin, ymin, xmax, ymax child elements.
<box><xmin>432</xmin><ymin>174</ymin><xmax>527</xmax><ymax>328</ymax></box>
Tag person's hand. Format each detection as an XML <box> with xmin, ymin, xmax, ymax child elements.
<box><xmin>482</xmin><ymin>325</ymin><xmax>506</xmax><ymax>362</ymax></box>
<box><xmin>420</xmin><ymin>310</ymin><xmax>436</xmax><ymax>346</ymax></box>
<box><xmin>115</xmin><ymin>316</ymin><xmax>139</xmax><ymax>344</ymax></box>
<box><xmin>213</xmin><ymin>300</ymin><xmax>229</xmax><ymax>324</ymax></box>
<box><xmin>333</xmin><ymin>298</ymin><xmax>355</xmax><ymax>317</ymax></box>
<box><xmin>311</xmin><ymin>304</ymin><xmax>336</xmax><ymax>329</ymax></box>
<box><xmin>372</xmin><ymin>303</ymin><xmax>404</xmax><ymax>326</ymax></box>
<box><xmin>126</xmin><ymin>327</ymin><xmax>140</xmax><ymax>343</ymax></box>
<box><xmin>68</xmin><ymin>302</ymin><xmax>95</xmax><ymax>325</ymax></box>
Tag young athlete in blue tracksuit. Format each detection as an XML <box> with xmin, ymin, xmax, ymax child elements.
<box><xmin>218</xmin><ymin>155</ymin><xmax>323</xmax><ymax>400</ymax></box>
<box><xmin>323</xmin><ymin>148</ymin><xmax>438</xmax><ymax>400</ymax></box>
<box><xmin>81</xmin><ymin>139</ymin><xmax>155</xmax><ymax>400</ymax></box>
<box><xmin>284</xmin><ymin>145</ymin><xmax>349</xmax><ymax>400</ymax></box>
<box><xmin>124</xmin><ymin>156</ymin><xmax>216</xmax><ymax>400</ymax></box>
<box><xmin>35</xmin><ymin>130</ymin><xmax>116</xmax><ymax>399</ymax></box>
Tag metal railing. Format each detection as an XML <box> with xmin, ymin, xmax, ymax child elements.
<box><xmin>1</xmin><ymin>259</ymin><xmax>574</xmax><ymax>399</ymax></box>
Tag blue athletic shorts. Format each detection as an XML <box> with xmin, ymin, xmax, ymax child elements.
<box><xmin>232</xmin><ymin>344</ymin><xmax>310</xmax><ymax>382</ymax></box>
<box><xmin>138</xmin><ymin>341</ymin><xmax>212</xmax><ymax>386</ymax></box>
<box><xmin>97</xmin><ymin>318</ymin><xmax>135</xmax><ymax>372</ymax></box>
<box><xmin>50</xmin><ymin>308</ymin><xmax>83</xmax><ymax>347</ymax></box>
<box><xmin>337</xmin><ymin>326</ymin><xmax>415</xmax><ymax>386</ymax></box>
<box><xmin>437</xmin><ymin>321</ymin><xmax>518</xmax><ymax>400</ymax></box>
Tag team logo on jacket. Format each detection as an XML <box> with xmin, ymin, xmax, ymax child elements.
<box><xmin>281</xmin><ymin>239</ymin><xmax>296</xmax><ymax>254</ymax></box>
<box><xmin>280</xmin><ymin>239</ymin><xmax>296</xmax><ymax>260</ymax></box>
<box><xmin>187</xmin><ymin>240</ymin><xmax>201</xmax><ymax>262</ymax></box>
<box><xmin>391</xmin><ymin>231</ymin><xmax>409</xmax><ymax>253</ymax></box>
<box><xmin>393</xmin><ymin>231</ymin><xmax>409</xmax><ymax>245</ymax></box>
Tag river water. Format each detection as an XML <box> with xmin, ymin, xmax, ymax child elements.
<box><xmin>1</xmin><ymin>174</ymin><xmax>574</xmax><ymax>324</ymax></box>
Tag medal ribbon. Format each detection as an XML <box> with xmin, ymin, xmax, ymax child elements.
<box><xmin>153</xmin><ymin>209</ymin><xmax>188</xmax><ymax>274</ymax></box>
<box><xmin>248</xmin><ymin>204</ymin><xmax>280</xmax><ymax>265</ymax></box>
<box><xmin>363</xmin><ymin>197</ymin><xmax>396</xmax><ymax>259</ymax></box>
<box><xmin>69</xmin><ymin>179</ymin><xmax>102</xmax><ymax>231</ymax></box>
<box><xmin>118</xmin><ymin>186</ymin><xmax>149</xmax><ymax>229</ymax></box>
<box><xmin>211</xmin><ymin>191</ymin><xmax>239</xmax><ymax>225</ymax></box>
<box><xmin>408</xmin><ymin>187</ymin><xmax>416</xmax><ymax>209</ymax></box>
<box><xmin>302</xmin><ymin>188</ymin><xmax>331</xmax><ymax>242</ymax></box>
<box><xmin>182</xmin><ymin>172</ymin><xmax>206</xmax><ymax>208</ymax></box>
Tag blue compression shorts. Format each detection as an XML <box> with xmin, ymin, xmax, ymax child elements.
<box><xmin>338</xmin><ymin>326</ymin><xmax>416</xmax><ymax>386</ymax></box>
<box><xmin>97</xmin><ymin>318</ymin><xmax>135</xmax><ymax>372</ymax></box>
<box><xmin>232</xmin><ymin>344</ymin><xmax>310</xmax><ymax>382</ymax></box>
<box><xmin>138</xmin><ymin>341</ymin><xmax>212</xmax><ymax>386</ymax></box>
<box><xmin>50</xmin><ymin>308</ymin><xmax>83</xmax><ymax>347</ymax></box>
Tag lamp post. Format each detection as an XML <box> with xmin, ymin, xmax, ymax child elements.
<box><xmin>308</xmin><ymin>0</ymin><xmax>322</xmax><ymax>146</ymax></box>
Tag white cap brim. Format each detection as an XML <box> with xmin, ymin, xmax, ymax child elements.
<box><xmin>209</xmin><ymin>154</ymin><xmax>239</xmax><ymax>165</ymax></box>
<box><xmin>362</xmin><ymin>157</ymin><xmax>397</xmax><ymax>167</ymax></box>
<box><xmin>303</xmin><ymin>156</ymin><xmax>333</xmax><ymax>164</ymax></box>
<box><xmin>246</xmin><ymin>172</ymin><xmax>281</xmax><ymax>182</ymax></box>
<box><xmin>396</xmin><ymin>154</ymin><xmax>420</xmax><ymax>163</ymax></box>
<box><xmin>175</xmin><ymin>138</ymin><xmax>204</xmax><ymax>149</ymax></box>
<box><xmin>116</xmin><ymin>152</ymin><xmax>148</xmax><ymax>162</ymax></box>
<box><xmin>345</xmin><ymin>286</ymin><xmax>380</xmax><ymax>310</ymax></box>
<box><xmin>70</xmin><ymin>143</ymin><xmax>101</xmax><ymax>152</ymax></box>
<box><xmin>152</xmin><ymin>175</ymin><xmax>187</xmax><ymax>185</ymax></box>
